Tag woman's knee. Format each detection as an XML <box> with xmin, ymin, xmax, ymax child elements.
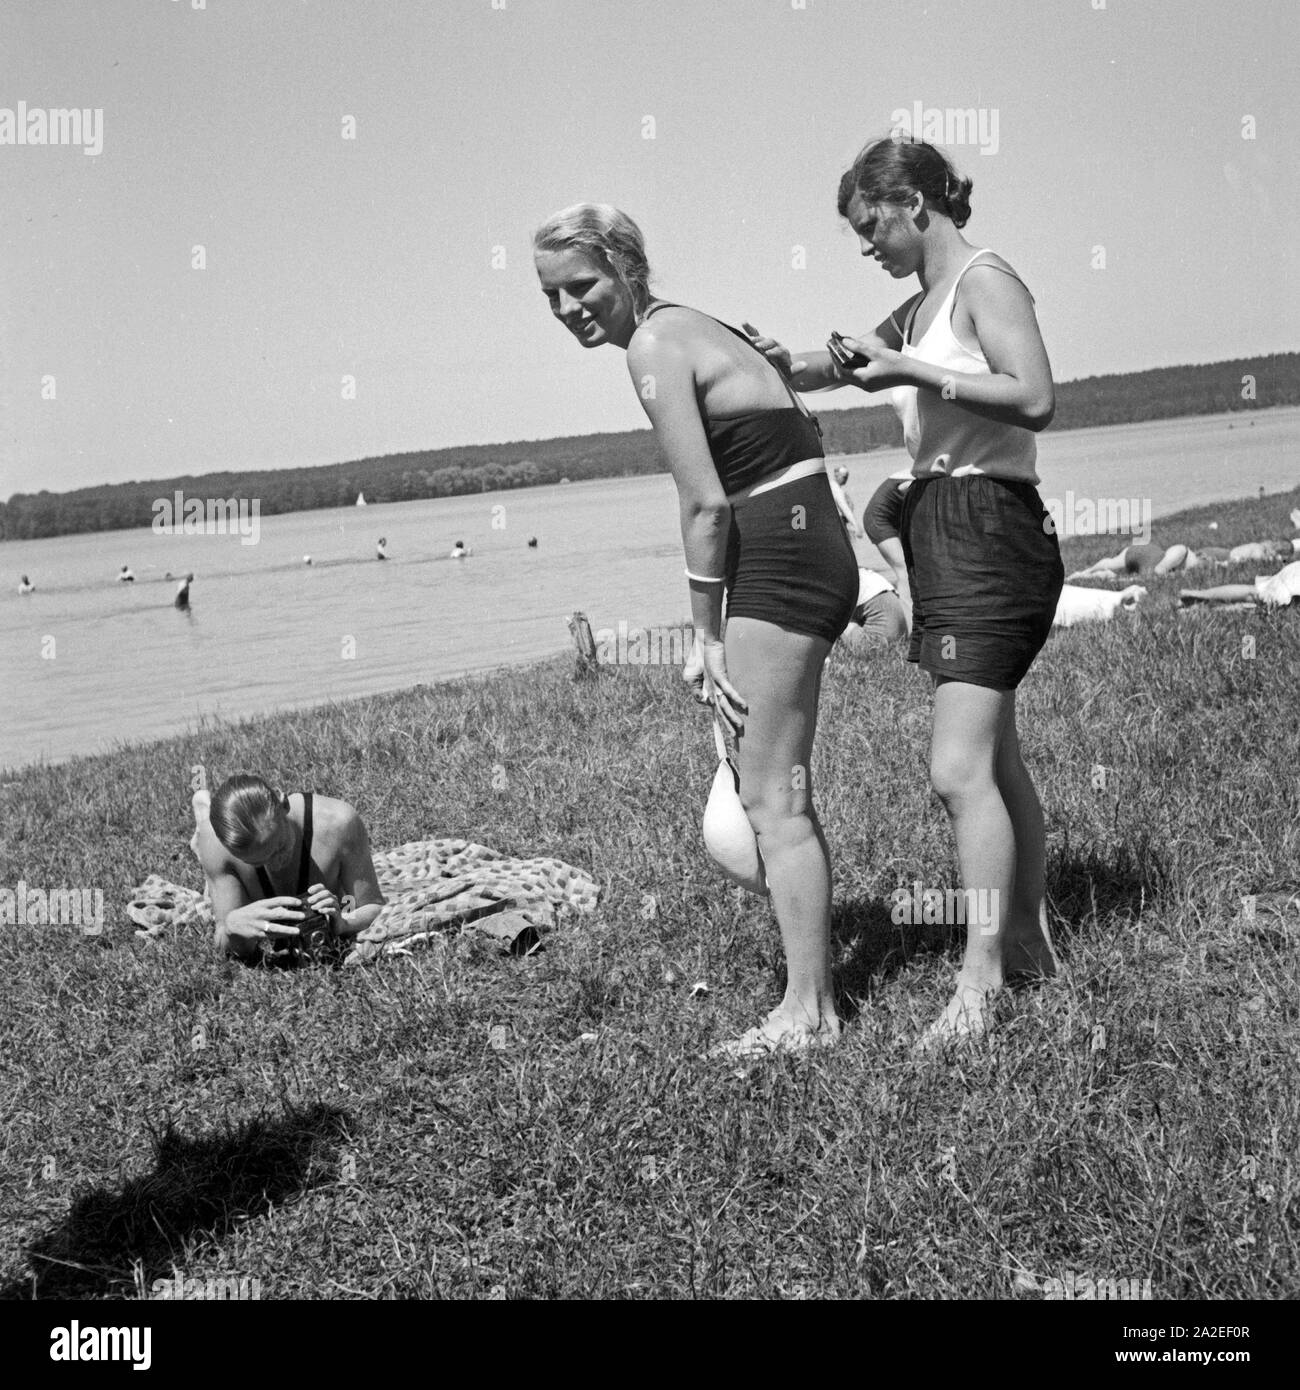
<box><xmin>929</xmin><ymin>743</ymin><xmax>996</xmax><ymax>807</ymax></box>
<box><xmin>740</xmin><ymin>781</ymin><xmax>815</xmax><ymax>850</ymax></box>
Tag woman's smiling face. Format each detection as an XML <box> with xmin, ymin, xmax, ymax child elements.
<box><xmin>534</xmin><ymin>246</ymin><xmax>637</xmax><ymax>348</ymax></box>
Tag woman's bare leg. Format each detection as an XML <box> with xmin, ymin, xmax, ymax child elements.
<box><xmin>920</xmin><ymin>678</ymin><xmax>1016</xmax><ymax>1044</ymax></box>
<box><xmin>995</xmin><ymin>703</ymin><xmax>1059</xmax><ymax>979</ymax></box>
<box><xmin>1065</xmin><ymin>551</ymin><xmax>1129</xmax><ymax>581</ymax></box>
<box><xmin>1179</xmin><ymin>585</ymin><xmax>1259</xmax><ymax>605</ymax></box>
<box><xmin>718</xmin><ymin>616</ymin><xmax>839</xmax><ymax>1048</ymax></box>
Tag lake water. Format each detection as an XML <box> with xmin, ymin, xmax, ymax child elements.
<box><xmin>2</xmin><ymin>406</ymin><xmax>1297</xmax><ymax>770</ymax></box>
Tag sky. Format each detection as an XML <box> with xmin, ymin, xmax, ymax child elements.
<box><xmin>2</xmin><ymin>0</ymin><xmax>1297</xmax><ymax>499</ymax></box>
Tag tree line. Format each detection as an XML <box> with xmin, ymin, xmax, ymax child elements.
<box><xmin>3</xmin><ymin>354</ymin><xmax>1295</xmax><ymax>541</ymax></box>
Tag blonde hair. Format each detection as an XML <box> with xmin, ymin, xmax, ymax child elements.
<box><xmin>533</xmin><ymin>203</ymin><xmax>653</xmax><ymax>315</ymax></box>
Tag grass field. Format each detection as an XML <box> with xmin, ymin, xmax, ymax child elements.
<box><xmin>1</xmin><ymin>487</ymin><xmax>1297</xmax><ymax>1301</ymax></box>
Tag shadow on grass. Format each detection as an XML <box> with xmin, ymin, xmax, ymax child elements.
<box><xmin>2</xmin><ymin>1102</ymin><xmax>352</xmax><ymax>1301</ymax></box>
<box><xmin>829</xmin><ymin>840</ymin><xmax>1169</xmax><ymax>1017</ymax></box>
<box><xmin>832</xmin><ymin>895</ymin><xmax>952</xmax><ymax>1018</ymax></box>
<box><xmin>1047</xmin><ymin>840</ymin><xmax>1171</xmax><ymax>943</ymax></box>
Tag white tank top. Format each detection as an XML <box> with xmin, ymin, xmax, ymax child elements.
<box><xmin>892</xmin><ymin>248</ymin><xmax>1040</xmax><ymax>484</ymax></box>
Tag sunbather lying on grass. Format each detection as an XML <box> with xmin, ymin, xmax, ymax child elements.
<box><xmin>1179</xmin><ymin>560</ymin><xmax>1300</xmax><ymax>610</ymax></box>
<box><xmin>192</xmin><ymin>775</ymin><xmax>385</xmax><ymax>963</ymax></box>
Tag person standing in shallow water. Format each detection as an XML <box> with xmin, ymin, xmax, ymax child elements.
<box><xmin>534</xmin><ymin>203</ymin><xmax>858</xmax><ymax>1056</ymax></box>
<box><xmin>750</xmin><ymin>137</ymin><xmax>1064</xmax><ymax>1045</ymax></box>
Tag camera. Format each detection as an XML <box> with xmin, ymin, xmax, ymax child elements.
<box><xmin>295</xmin><ymin>899</ymin><xmax>334</xmax><ymax>957</ymax></box>
<box><xmin>264</xmin><ymin>898</ymin><xmax>334</xmax><ymax>967</ymax></box>
<box><xmin>828</xmin><ymin>331</ymin><xmax>872</xmax><ymax>372</ymax></box>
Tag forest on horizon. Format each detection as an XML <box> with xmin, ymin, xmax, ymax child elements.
<box><xmin>3</xmin><ymin>353</ymin><xmax>1295</xmax><ymax>541</ymax></box>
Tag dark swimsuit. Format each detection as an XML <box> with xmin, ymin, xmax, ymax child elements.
<box><xmin>254</xmin><ymin>793</ymin><xmax>330</xmax><ymax>964</ymax></box>
<box><xmin>863</xmin><ymin>475</ymin><xmax>909</xmax><ymax>546</ymax></box>
<box><xmin>254</xmin><ymin>791</ymin><xmax>314</xmax><ymax>900</ymax></box>
<box><xmin>641</xmin><ymin>304</ymin><xmax>858</xmax><ymax>643</ymax></box>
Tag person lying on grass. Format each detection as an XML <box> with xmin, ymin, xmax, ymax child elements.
<box><xmin>193</xmin><ymin>774</ymin><xmax>385</xmax><ymax>963</ymax></box>
<box><xmin>1065</xmin><ymin>541</ymin><xmax>1200</xmax><ymax>581</ymax></box>
<box><xmin>1179</xmin><ymin>559</ymin><xmax>1300</xmax><ymax>610</ymax></box>
<box><xmin>839</xmin><ymin>567</ymin><xmax>909</xmax><ymax>652</ymax></box>
<box><xmin>1067</xmin><ymin>538</ymin><xmax>1294</xmax><ymax>582</ymax></box>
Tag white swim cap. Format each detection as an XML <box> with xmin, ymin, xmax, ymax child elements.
<box><xmin>701</xmin><ymin>713</ymin><xmax>767</xmax><ymax>896</ymax></box>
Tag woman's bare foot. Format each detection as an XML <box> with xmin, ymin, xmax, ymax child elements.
<box><xmin>915</xmin><ymin>982</ymin><xmax>996</xmax><ymax>1052</ymax></box>
<box><xmin>709</xmin><ymin>1007</ymin><xmax>841</xmax><ymax>1060</ymax></box>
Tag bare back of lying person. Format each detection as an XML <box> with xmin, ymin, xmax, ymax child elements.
<box><xmin>194</xmin><ymin>774</ymin><xmax>385</xmax><ymax>963</ymax></box>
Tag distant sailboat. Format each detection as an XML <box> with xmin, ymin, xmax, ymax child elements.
<box><xmin>356</xmin><ymin>491</ymin><xmax>367</xmax><ymax>507</ymax></box>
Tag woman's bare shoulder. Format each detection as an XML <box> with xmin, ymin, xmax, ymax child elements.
<box><xmin>965</xmin><ymin>250</ymin><xmax>1030</xmax><ymax>289</ymax></box>
<box><xmin>974</xmin><ymin>247</ymin><xmax>1014</xmax><ymax>267</ymax></box>
<box><xmin>631</xmin><ymin>303</ymin><xmax>720</xmax><ymax>345</ymax></box>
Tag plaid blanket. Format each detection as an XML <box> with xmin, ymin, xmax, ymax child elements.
<box><xmin>127</xmin><ymin>837</ymin><xmax>600</xmax><ymax>965</ymax></box>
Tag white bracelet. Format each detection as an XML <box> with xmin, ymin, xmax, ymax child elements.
<box><xmin>684</xmin><ymin>569</ymin><xmax>725</xmax><ymax>584</ymax></box>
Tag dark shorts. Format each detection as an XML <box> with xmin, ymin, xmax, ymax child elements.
<box><xmin>850</xmin><ymin>590</ymin><xmax>909</xmax><ymax>644</ymax></box>
<box><xmin>900</xmin><ymin>474</ymin><xmax>1064</xmax><ymax>690</ymax></box>
<box><xmin>862</xmin><ymin>475</ymin><xmax>908</xmax><ymax>546</ymax></box>
<box><xmin>725</xmin><ymin>472</ymin><xmax>859</xmax><ymax>643</ymax></box>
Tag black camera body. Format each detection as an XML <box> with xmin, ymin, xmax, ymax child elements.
<box><xmin>828</xmin><ymin>331</ymin><xmax>873</xmax><ymax>371</ymax></box>
<box><xmin>296</xmin><ymin>900</ymin><xmax>333</xmax><ymax>957</ymax></box>
<box><xmin>264</xmin><ymin>898</ymin><xmax>334</xmax><ymax>967</ymax></box>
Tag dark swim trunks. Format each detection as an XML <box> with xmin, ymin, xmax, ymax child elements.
<box><xmin>1123</xmin><ymin>542</ymin><xmax>1164</xmax><ymax>573</ymax></box>
<box><xmin>900</xmin><ymin>474</ymin><xmax>1064</xmax><ymax>690</ymax></box>
<box><xmin>725</xmin><ymin>472</ymin><xmax>860</xmax><ymax>644</ymax></box>
<box><xmin>862</xmin><ymin>474</ymin><xmax>909</xmax><ymax>545</ymax></box>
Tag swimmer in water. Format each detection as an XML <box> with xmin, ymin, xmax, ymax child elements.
<box><xmin>376</xmin><ymin>537</ymin><xmax>388</xmax><ymax>561</ymax></box>
<box><xmin>450</xmin><ymin>540</ymin><xmax>470</xmax><ymax>559</ymax></box>
<box><xmin>18</xmin><ymin>575</ymin><xmax>34</xmax><ymax>594</ymax></box>
<box><xmin>117</xmin><ymin>565</ymin><xmax>135</xmax><ymax>583</ymax></box>
<box><xmin>303</xmin><ymin>555</ymin><xmax>313</xmax><ymax>565</ymax></box>
<box><xmin>174</xmin><ymin>573</ymin><xmax>194</xmax><ymax>610</ymax></box>
<box><xmin>528</xmin><ymin>536</ymin><xmax>539</xmax><ymax>548</ymax></box>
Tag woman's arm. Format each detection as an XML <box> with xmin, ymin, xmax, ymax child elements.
<box><xmin>205</xmin><ymin>857</ymin><xmax>303</xmax><ymax>959</ymax></box>
<box><xmin>838</xmin><ymin>271</ymin><xmax>1055</xmax><ymax>431</ymax></box>
<box><xmin>627</xmin><ymin>328</ymin><xmax>730</xmax><ymax>599</ymax></box>
<box><xmin>826</xmin><ymin>473</ymin><xmax>862</xmax><ymax>536</ymax></box>
<box><xmin>333</xmin><ymin>811</ymin><xmax>385</xmax><ymax>939</ymax></box>
<box><xmin>626</xmin><ymin>326</ymin><xmax>746</xmax><ymax>728</ymax></box>
<box><xmin>744</xmin><ymin>299</ymin><xmax>918</xmax><ymax>393</ymax></box>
